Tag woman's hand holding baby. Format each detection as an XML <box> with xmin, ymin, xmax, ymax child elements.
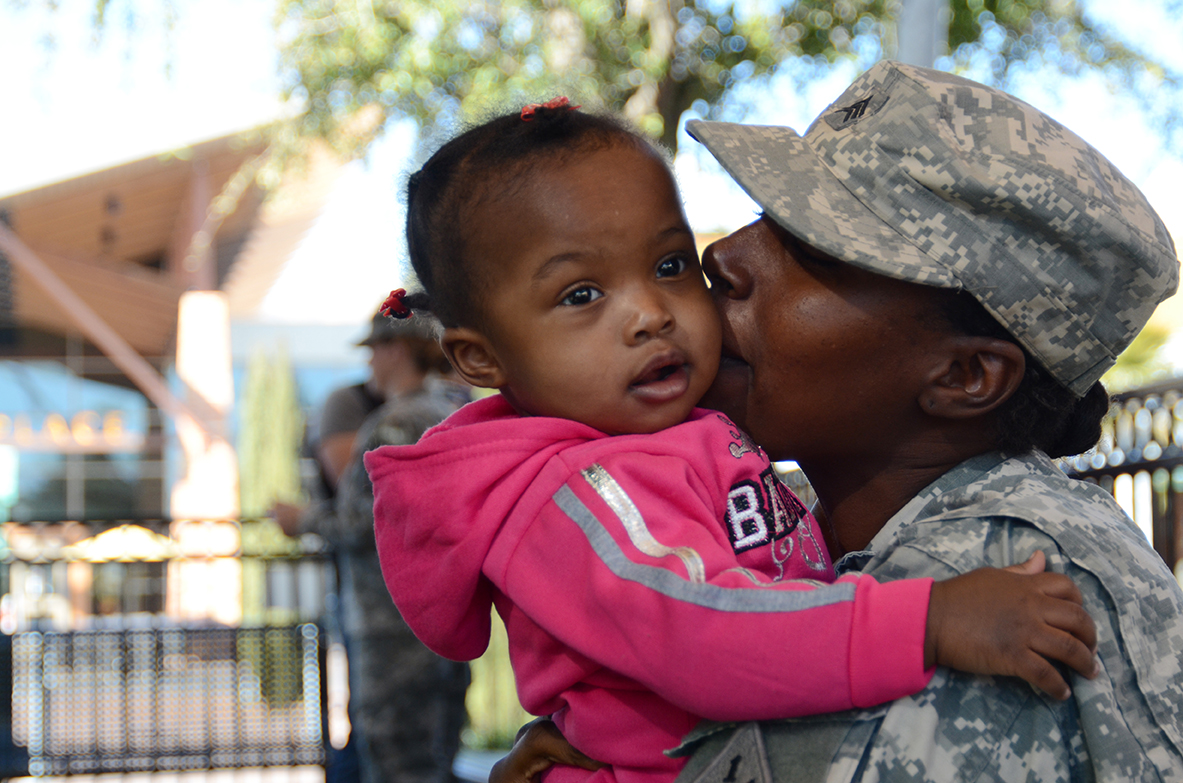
<box><xmin>924</xmin><ymin>550</ymin><xmax>1098</xmax><ymax>701</ymax></box>
<box><xmin>489</xmin><ymin>717</ymin><xmax>605</xmax><ymax>783</ymax></box>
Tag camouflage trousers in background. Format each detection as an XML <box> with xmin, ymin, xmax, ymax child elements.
<box><xmin>350</xmin><ymin>632</ymin><xmax>471</xmax><ymax>783</ymax></box>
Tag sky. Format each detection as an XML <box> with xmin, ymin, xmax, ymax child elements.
<box><xmin>3</xmin><ymin>0</ymin><xmax>1182</xmax><ymax>336</ymax></box>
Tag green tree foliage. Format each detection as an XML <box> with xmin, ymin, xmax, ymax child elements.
<box><xmin>22</xmin><ymin>0</ymin><xmax>1181</xmax><ymax>154</ymax></box>
<box><xmin>465</xmin><ymin>610</ymin><xmax>532</xmax><ymax>748</ymax></box>
<box><xmin>237</xmin><ymin>347</ymin><xmax>304</xmax><ymax>518</ymax></box>
<box><xmin>237</xmin><ymin>348</ymin><xmax>305</xmax><ymax>625</ymax></box>
<box><xmin>275</xmin><ymin>0</ymin><xmax>1182</xmax><ymax>155</ymax></box>
<box><xmin>1103</xmin><ymin>322</ymin><xmax>1175</xmax><ymax>394</ymax></box>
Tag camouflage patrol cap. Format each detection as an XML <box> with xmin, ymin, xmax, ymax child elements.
<box><xmin>687</xmin><ymin>60</ymin><xmax>1179</xmax><ymax>396</ymax></box>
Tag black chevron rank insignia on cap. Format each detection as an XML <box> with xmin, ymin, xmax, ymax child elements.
<box><xmin>839</xmin><ymin>97</ymin><xmax>871</xmax><ymax>122</ymax></box>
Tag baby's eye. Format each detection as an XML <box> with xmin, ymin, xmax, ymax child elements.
<box><xmin>561</xmin><ymin>287</ymin><xmax>603</xmax><ymax>306</ymax></box>
<box><xmin>656</xmin><ymin>255</ymin><xmax>690</xmax><ymax>278</ymax></box>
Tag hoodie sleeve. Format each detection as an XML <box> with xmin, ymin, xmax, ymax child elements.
<box><xmin>484</xmin><ymin>451</ymin><xmax>933</xmax><ymax>721</ymax></box>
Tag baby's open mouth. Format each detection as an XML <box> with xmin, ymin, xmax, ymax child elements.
<box><xmin>632</xmin><ymin>363</ymin><xmax>682</xmax><ymax>386</ymax></box>
<box><xmin>629</xmin><ymin>352</ymin><xmax>691</xmax><ymax>403</ymax></box>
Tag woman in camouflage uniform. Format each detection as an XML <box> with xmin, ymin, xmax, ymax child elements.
<box><xmin>497</xmin><ymin>61</ymin><xmax>1183</xmax><ymax>783</ymax></box>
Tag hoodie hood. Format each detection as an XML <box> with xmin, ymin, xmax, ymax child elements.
<box><xmin>366</xmin><ymin>394</ymin><xmax>603</xmax><ymax>660</ymax></box>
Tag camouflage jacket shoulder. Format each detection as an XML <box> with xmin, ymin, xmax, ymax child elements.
<box><xmin>675</xmin><ymin>450</ymin><xmax>1183</xmax><ymax>783</ymax></box>
<box><xmin>833</xmin><ymin>450</ymin><xmax>1183</xmax><ymax>782</ymax></box>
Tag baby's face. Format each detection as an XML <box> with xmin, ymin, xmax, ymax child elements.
<box><xmin>463</xmin><ymin>142</ymin><xmax>721</xmax><ymax>434</ymax></box>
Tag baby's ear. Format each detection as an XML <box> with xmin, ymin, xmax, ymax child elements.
<box><xmin>442</xmin><ymin>328</ymin><xmax>506</xmax><ymax>389</ymax></box>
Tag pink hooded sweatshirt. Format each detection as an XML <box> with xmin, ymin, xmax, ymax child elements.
<box><xmin>367</xmin><ymin>396</ymin><xmax>932</xmax><ymax>783</ymax></box>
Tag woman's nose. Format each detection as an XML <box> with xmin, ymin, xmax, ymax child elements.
<box><xmin>701</xmin><ymin>229</ymin><xmax>753</xmax><ymax>300</ymax></box>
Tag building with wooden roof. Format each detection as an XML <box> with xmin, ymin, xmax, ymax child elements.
<box><xmin>0</xmin><ymin>129</ymin><xmax>341</xmax><ymax>523</ymax></box>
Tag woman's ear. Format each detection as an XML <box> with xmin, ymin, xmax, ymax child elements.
<box><xmin>919</xmin><ymin>337</ymin><xmax>1026</xmax><ymax>419</ymax></box>
<box><xmin>441</xmin><ymin>328</ymin><xmax>506</xmax><ymax>389</ymax></box>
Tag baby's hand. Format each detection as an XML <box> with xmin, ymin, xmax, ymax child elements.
<box><xmin>489</xmin><ymin>718</ymin><xmax>604</xmax><ymax>783</ymax></box>
<box><xmin>924</xmin><ymin>551</ymin><xmax>1098</xmax><ymax>700</ymax></box>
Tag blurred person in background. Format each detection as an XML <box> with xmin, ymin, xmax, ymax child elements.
<box><xmin>315</xmin><ymin>312</ymin><xmax>401</xmax><ymax>495</ymax></box>
<box><xmin>275</xmin><ymin>309</ymin><xmax>471</xmax><ymax>783</ymax></box>
<box><xmin>273</xmin><ymin>311</ymin><xmax>402</xmax><ymax>533</ymax></box>
<box><xmin>273</xmin><ymin>311</ymin><xmax>393</xmax><ymax>783</ymax></box>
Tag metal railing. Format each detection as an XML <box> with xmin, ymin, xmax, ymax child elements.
<box><xmin>0</xmin><ymin>518</ymin><xmax>333</xmax><ymax>777</ymax></box>
<box><xmin>1063</xmin><ymin>380</ymin><xmax>1183</xmax><ymax>572</ymax></box>
<box><xmin>13</xmin><ymin>625</ymin><xmax>323</xmax><ymax>776</ymax></box>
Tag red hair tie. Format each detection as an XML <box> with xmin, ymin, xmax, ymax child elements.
<box><xmin>521</xmin><ymin>96</ymin><xmax>581</xmax><ymax>121</ymax></box>
<box><xmin>380</xmin><ymin>288</ymin><xmax>413</xmax><ymax>319</ymax></box>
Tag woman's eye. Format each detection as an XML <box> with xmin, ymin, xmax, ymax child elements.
<box><xmin>656</xmin><ymin>255</ymin><xmax>689</xmax><ymax>278</ymax></box>
<box><xmin>561</xmin><ymin>287</ymin><xmax>602</xmax><ymax>306</ymax></box>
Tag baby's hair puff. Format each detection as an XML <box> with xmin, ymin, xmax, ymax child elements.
<box><xmin>402</xmin><ymin>98</ymin><xmax>666</xmax><ymax>328</ymax></box>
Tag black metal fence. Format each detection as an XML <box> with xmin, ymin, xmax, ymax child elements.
<box><xmin>13</xmin><ymin>625</ymin><xmax>323</xmax><ymax>776</ymax></box>
<box><xmin>1063</xmin><ymin>380</ymin><xmax>1183</xmax><ymax>572</ymax></box>
<box><xmin>0</xmin><ymin>518</ymin><xmax>333</xmax><ymax>777</ymax></box>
